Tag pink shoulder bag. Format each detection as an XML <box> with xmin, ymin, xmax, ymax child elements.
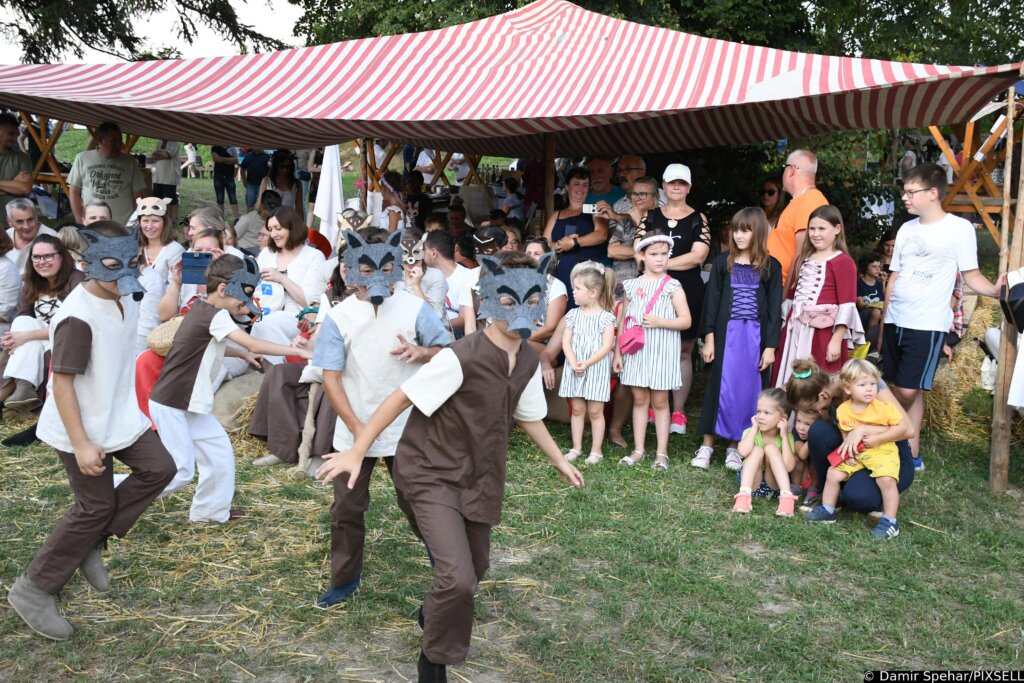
<box><xmin>619</xmin><ymin>276</ymin><xmax>671</xmax><ymax>355</ymax></box>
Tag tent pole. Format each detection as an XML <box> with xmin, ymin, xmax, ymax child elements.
<box><xmin>359</xmin><ymin>139</ymin><xmax>369</xmax><ymax>212</ymax></box>
<box><xmin>543</xmin><ymin>133</ymin><xmax>556</xmax><ymax>234</ymax></box>
<box><xmin>991</xmin><ymin>84</ymin><xmax>1023</xmax><ymax>491</ymax></box>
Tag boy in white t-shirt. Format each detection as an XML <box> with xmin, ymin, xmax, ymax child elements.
<box><xmin>423</xmin><ymin>230</ymin><xmax>476</xmax><ymax>339</ymax></box>
<box><xmin>8</xmin><ymin>222</ymin><xmax>176</xmax><ymax>641</ymax></box>
<box><xmin>149</xmin><ymin>255</ymin><xmax>311</xmax><ymax>523</ymax></box>
<box><xmin>881</xmin><ymin>163</ymin><xmax>1002</xmax><ymax>471</ymax></box>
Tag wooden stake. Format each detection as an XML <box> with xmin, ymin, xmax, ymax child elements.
<box><xmin>991</xmin><ymin>85</ymin><xmax>1024</xmax><ymax>491</ymax></box>
<box><xmin>358</xmin><ymin>139</ymin><xmax>368</xmax><ymax>212</ymax></box>
<box><xmin>543</xmin><ymin>133</ymin><xmax>556</xmax><ymax>231</ymax></box>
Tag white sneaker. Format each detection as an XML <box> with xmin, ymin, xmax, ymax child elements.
<box><xmin>690</xmin><ymin>446</ymin><xmax>713</xmax><ymax>469</ymax></box>
<box><xmin>724</xmin><ymin>448</ymin><xmax>743</xmax><ymax>471</ymax></box>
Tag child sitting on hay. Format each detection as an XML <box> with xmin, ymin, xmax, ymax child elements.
<box><xmin>317</xmin><ymin>251</ymin><xmax>585</xmax><ymax>683</ymax></box>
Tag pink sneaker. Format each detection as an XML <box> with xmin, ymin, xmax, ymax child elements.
<box><xmin>775</xmin><ymin>492</ymin><xmax>798</xmax><ymax>517</ymax></box>
<box><xmin>670</xmin><ymin>411</ymin><xmax>687</xmax><ymax>435</ymax></box>
<box><xmin>648</xmin><ymin>408</ymin><xmax>655</xmax><ymax>424</ymax></box>
<box><xmin>732</xmin><ymin>491</ymin><xmax>752</xmax><ymax>513</ymax></box>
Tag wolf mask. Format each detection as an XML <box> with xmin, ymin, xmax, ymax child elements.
<box><xmin>341</xmin><ymin>229</ymin><xmax>404</xmax><ymax>305</ymax></box>
<box><xmin>477</xmin><ymin>253</ymin><xmax>553</xmax><ymax>339</ymax></box>
<box><xmin>80</xmin><ymin>227</ymin><xmax>144</xmax><ymax>298</ymax></box>
<box><xmin>226</xmin><ymin>257</ymin><xmax>262</xmax><ymax>318</ymax></box>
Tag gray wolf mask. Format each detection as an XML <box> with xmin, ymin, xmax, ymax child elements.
<box><xmin>341</xmin><ymin>229</ymin><xmax>404</xmax><ymax>305</ymax></box>
<box><xmin>226</xmin><ymin>258</ymin><xmax>262</xmax><ymax>318</ymax></box>
<box><xmin>477</xmin><ymin>253</ymin><xmax>552</xmax><ymax>339</ymax></box>
<box><xmin>80</xmin><ymin>227</ymin><xmax>144</xmax><ymax>298</ymax></box>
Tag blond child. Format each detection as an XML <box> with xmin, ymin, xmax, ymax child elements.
<box><xmin>804</xmin><ymin>359</ymin><xmax>909</xmax><ymax>539</ymax></box>
<box><xmin>732</xmin><ymin>388</ymin><xmax>798</xmax><ymax>516</ymax></box>
<box><xmin>558</xmin><ymin>261</ymin><xmax>617</xmax><ymax>464</ymax></box>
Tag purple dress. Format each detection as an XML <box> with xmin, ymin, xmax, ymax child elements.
<box><xmin>715</xmin><ymin>264</ymin><xmax>763</xmax><ymax>441</ymax></box>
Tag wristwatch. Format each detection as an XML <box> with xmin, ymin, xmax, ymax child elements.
<box><xmin>572</xmin><ymin>236</ymin><xmax>580</xmax><ymax>249</ymax></box>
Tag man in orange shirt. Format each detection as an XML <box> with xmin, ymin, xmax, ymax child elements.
<box><xmin>767</xmin><ymin>149</ymin><xmax>829</xmax><ymax>288</ymax></box>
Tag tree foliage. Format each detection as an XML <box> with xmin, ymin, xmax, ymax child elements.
<box><xmin>0</xmin><ymin>0</ymin><xmax>289</xmax><ymax>63</ymax></box>
<box><xmin>807</xmin><ymin>0</ymin><xmax>1024</xmax><ymax>65</ymax></box>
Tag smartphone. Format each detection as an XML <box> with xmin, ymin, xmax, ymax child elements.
<box><xmin>180</xmin><ymin>252</ymin><xmax>213</xmax><ymax>285</ymax></box>
<box><xmin>582</xmin><ymin>203</ymin><xmax>598</xmax><ymax>215</ymax></box>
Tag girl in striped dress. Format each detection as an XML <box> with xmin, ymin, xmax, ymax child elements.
<box><xmin>559</xmin><ymin>261</ymin><xmax>617</xmax><ymax>464</ymax></box>
<box><xmin>613</xmin><ymin>232</ymin><xmax>692</xmax><ymax>471</ymax></box>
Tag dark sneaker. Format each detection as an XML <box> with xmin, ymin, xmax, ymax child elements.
<box><xmin>803</xmin><ymin>505</ymin><xmax>837</xmax><ymax>523</ymax></box>
<box><xmin>799</xmin><ymin>491</ymin><xmax>821</xmax><ymax>513</ymax></box>
<box><xmin>418</xmin><ymin>650</ymin><xmax>448</xmax><ymax>683</ymax></box>
<box><xmin>315</xmin><ymin>576</ymin><xmax>360</xmax><ymax>609</ymax></box>
<box><xmin>870</xmin><ymin>518</ymin><xmax>900</xmax><ymax>540</ymax></box>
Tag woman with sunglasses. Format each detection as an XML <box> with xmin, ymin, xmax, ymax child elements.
<box><xmin>258</xmin><ymin>150</ymin><xmax>303</xmax><ymax>219</ymax></box>
<box><xmin>759</xmin><ymin>177</ymin><xmax>787</xmax><ymax>229</ymax></box>
<box><xmin>0</xmin><ymin>235</ymin><xmax>84</xmax><ymax>410</ymax></box>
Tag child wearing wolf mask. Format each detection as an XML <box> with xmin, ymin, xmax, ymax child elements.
<box><xmin>310</xmin><ymin>227</ymin><xmax>451</xmax><ymax>609</ymax></box>
<box><xmin>317</xmin><ymin>250</ymin><xmax>585</xmax><ymax>683</ymax></box>
<box><xmin>8</xmin><ymin>222</ymin><xmax>177</xmax><ymax>642</ymax></box>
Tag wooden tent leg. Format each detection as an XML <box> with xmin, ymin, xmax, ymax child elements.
<box><xmin>18</xmin><ymin>113</ymin><xmax>71</xmax><ymax>198</ymax></box>
<box><xmin>991</xmin><ymin>87</ymin><xmax>1023</xmax><ymax>491</ymax></box>
<box><xmin>357</xmin><ymin>139</ymin><xmax>368</xmax><ymax>211</ymax></box>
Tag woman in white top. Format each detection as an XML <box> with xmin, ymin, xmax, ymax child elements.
<box><xmin>378</xmin><ymin>170</ymin><xmax>406</xmax><ymax>232</ymax></box>
<box><xmin>253</xmin><ymin>207</ymin><xmax>326</xmax><ymax>362</ymax></box>
<box><xmin>136</xmin><ymin>197</ymin><xmax>186</xmax><ymax>353</ymax></box>
<box><xmin>0</xmin><ymin>230</ymin><xmax>21</xmax><ymax>334</ymax></box>
<box><xmin>258</xmin><ymin>150</ymin><xmax>303</xmax><ymax>219</ymax></box>
<box><xmin>524</xmin><ymin>237</ymin><xmax>568</xmax><ymax>355</ymax></box>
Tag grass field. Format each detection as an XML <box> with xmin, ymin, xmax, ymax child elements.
<box><xmin>4</xmin><ymin>131</ymin><xmax>1022</xmax><ymax>681</ymax></box>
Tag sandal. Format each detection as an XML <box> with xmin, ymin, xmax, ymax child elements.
<box><xmin>618</xmin><ymin>451</ymin><xmax>645</xmax><ymax>466</ymax></box>
<box><xmin>564</xmin><ymin>449</ymin><xmax>581</xmax><ymax>462</ymax></box>
<box><xmin>585</xmin><ymin>452</ymin><xmax>603</xmax><ymax>465</ymax></box>
<box><xmin>652</xmin><ymin>453</ymin><xmax>670</xmax><ymax>471</ymax></box>
<box><xmin>609</xmin><ymin>435</ymin><xmax>628</xmax><ymax>448</ymax></box>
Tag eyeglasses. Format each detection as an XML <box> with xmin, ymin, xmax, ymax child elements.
<box><xmin>901</xmin><ymin>188</ymin><xmax>932</xmax><ymax>198</ymax></box>
<box><xmin>782</xmin><ymin>163</ymin><xmax>798</xmax><ymax>172</ymax></box>
<box><xmin>629</xmin><ymin>191</ymin><xmax>653</xmax><ymax>199</ymax></box>
<box><xmin>31</xmin><ymin>252</ymin><xmax>59</xmax><ymax>263</ymax></box>
<box><xmin>760</xmin><ymin>188</ymin><xmax>778</xmax><ymax>197</ymax></box>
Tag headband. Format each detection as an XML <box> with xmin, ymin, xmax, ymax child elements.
<box><xmin>635</xmin><ymin>234</ymin><xmax>673</xmax><ymax>252</ymax></box>
<box><xmin>792</xmin><ymin>369</ymin><xmax>813</xmax><ymax>379</ymax></box>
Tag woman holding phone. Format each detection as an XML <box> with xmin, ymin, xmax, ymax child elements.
<box><xmin>543</xmin><ymin>167</ymin><xmax>609</xmax><ymax>309</ymax></box>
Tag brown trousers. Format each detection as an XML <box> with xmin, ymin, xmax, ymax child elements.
<box><xmin>27</xmin><ymin>430</ymin><xmax>176</xmax><ymax>594</ymax></box>
<box><xmin>407</xmin><ymin>499</ymin><xmax>492</xmax><ymax>666</ymax></box>
<box><xmin>247</xmin><ymin>362</ymin><xmax>336</xmax><ymax>463</ymax></box>
<box><xmin>330</xmin><ymin>456</ymin><xmax>419</xmax><ymax>587</ymax></box>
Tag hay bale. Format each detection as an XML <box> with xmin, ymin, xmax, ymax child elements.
<box><xmin>213</xmin><ymin>372</ymin><xmax>264</xmax><ymax>430</ymax></box>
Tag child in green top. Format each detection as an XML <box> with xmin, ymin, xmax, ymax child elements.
<box><xmin>732</xmin><ymin>388</ymin><xmax>798</xmax><ymax>516</ymax></box>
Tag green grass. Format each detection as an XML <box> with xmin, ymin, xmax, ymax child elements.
<box><xmin>1</xmin><ymin>406</ymin><xmax>1023</xmax><ymax>681</ymax></box>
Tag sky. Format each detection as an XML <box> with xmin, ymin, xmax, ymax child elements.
<box><xmin>0</xmin><ymin>1</ymin><xmax>305</xmax><ymax>64</ymax></box>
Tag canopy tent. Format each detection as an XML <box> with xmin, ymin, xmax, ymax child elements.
<box><xmin>0</xmin><ymin>0</ymin><xmax>1020</xmax><ymax>157</ymax></box>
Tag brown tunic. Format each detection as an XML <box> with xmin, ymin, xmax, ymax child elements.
<box><xmin>393</xmin><ymin>331</ymin><xmax>539</xmax><ymax>525</ymax></box>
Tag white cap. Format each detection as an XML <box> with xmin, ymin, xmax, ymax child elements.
<box><xmin>663</xmin><ymin>163</ymin><xmax>692</xmax><ymax>184</ymax></box>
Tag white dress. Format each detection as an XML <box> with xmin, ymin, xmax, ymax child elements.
<box><xmin>619</xmin><ymin>276</ymin><xmax>682</xmax><ymax>391</ymax></box>
<box><xmin>378</xmin><ymin>205</ymin><xmax>406</xmax><ymax>232</ymax></box>
<box><xmin>138</xmin><ymin>240</ymin><xmax>186</xmax><ymax>353</ymax></box>
<box><xmin>558</xmin><ymin>307</ymin><xmax>616</xmax><ymax>401</ymax></box>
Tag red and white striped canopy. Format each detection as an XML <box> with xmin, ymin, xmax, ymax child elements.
<box><xmin>0</xmin><ymin>0</ymin><xmax>1019</xmax><ymax>156</ymax></box>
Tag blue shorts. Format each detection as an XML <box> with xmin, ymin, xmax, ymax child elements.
<box><xmin>881</xmin><ymin>324</ymin><xmax>944</xmax><ymax>391</ymax></box>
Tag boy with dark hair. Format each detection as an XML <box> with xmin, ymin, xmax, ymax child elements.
<box><xmin>423</xmin><ymin>213</ymin><xmax>448</xmax><ymax>233</ymax></box>
<box><xmin>7</xmin><ymin>221</ymin><xmax>176</xmax><ymax>641</ymax></box>
<box><xmin>234</xmin><ymin>189</ymin><xmax>281</xmax><ymax>255</ymax></box>
<box><xmin>881</xmin><ymin>162</ymin><xmax>1003</xmax><ymax>471</ymax></box>
<box><xmin>318</xmin><ymin>251</ymin><xmax>585</xmax><ymax>683</ymax></box>
<box><xmin>312</xmin><ymin>227</ymin><xmax>450</xmax><ymax>609</ymax></box>
<box><xmin>423</xmin><ymin>230</ymin><xmax>476</xmax><ymax>338</ymax></box>
<box><xmin>149</xmin><ymin>254</ymin><xmax>311</xmax><ymax>523</ymax></box>
<box><xmin>856</xmin><ymin>251</ymin><xmax>885</xmax><ymax>332</ymax></box>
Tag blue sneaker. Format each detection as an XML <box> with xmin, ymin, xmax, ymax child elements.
<box><xmin>870</xmin><ymin>518</ymin><xmax>900</xmax><ymax>540</ymax></box>
<box><xmin>315</xmin><ymin>576</ymin><xmax>360</xmax><ymax>609</ymax></box>
<box><xmin>802</xmin><ymin>505</ymin><xmax>837</xmax><ymax>523</ymax></box>
<box><xmin>912</xmin><ymin>457</ymin><xmax>925</xmax><ymax>473</ymax></box>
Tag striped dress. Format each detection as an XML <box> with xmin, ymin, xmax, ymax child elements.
<box><xmin>558</xmin><ymin>307</ymin><xmax>617</xmax><ymax>402</ymax></box>
<box><xmin>619</xmin><ymin>276</ymin><xmax>682</xmax><ymax>391</ymax></box>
